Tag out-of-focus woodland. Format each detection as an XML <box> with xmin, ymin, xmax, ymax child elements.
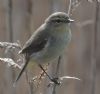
<box><xmin>0</xmin><ymin>0</ymin><xmax>100</xmax><ymax>94</ymax></box>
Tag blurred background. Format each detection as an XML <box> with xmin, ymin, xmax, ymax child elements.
<box><xmin>0</xmin><ymin>0</ymin><xmax>100</xmax><ymax>94</ymax></box>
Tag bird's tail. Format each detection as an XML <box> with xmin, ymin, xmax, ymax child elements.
<box><xmin>13</xmin><ymin>56</ymin><xmax>30</xmax><ymax>86</ymax></box>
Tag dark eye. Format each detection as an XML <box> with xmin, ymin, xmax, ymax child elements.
<box><xmin>55</xmin><ymin>19</ymin><xmax>61</xmax><ymax>23</ymax></box>
<box><xmin>52</xmin><ymin>19</ymin><xmax>62</xmax><ymax>23</ymax></box>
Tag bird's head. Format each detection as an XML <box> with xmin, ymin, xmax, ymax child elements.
<box><xmin>45</xmin><ymin>12</ymin><xmax>74</xmax><ymax>27</ymax></box>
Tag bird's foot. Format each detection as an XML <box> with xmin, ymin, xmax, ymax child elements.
<box><xmin>50</xmin><ymin>77</ymin><xmax>61</xmax><ymax>85</ymax></box>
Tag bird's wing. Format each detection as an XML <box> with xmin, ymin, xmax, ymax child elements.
<box><xmin>15</xmin><ymin>27</ymin><xmax>50</xmax><ymax>84</ymax></box>
<box><xmin>20</xmin><ymin>28</ymin><xmax>49</xmax><ymax>56</ymax></box>
<box><xmin>15</xmin><ymin>34</ymin><xmax>49</xmax><ymax>84</ymax></box>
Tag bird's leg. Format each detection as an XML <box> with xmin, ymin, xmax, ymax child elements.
<box><xmin>38</xmin><ymin>64</ymin><xmax>48</xmax><ymax>80</ymax></box>
<box><xmin>38</xmin><ymin>64</ymin><xmax>52</xmax><ymax>80</ymax></box>
<box><xmin>38</xmin><ymin>64</ymin><xmax>60</xmax><ymax>85</ymax></box>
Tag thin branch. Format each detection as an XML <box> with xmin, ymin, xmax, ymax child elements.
<box><xmin>55</xmin><ymin>56</ymin><xmax>61</xmax><ymax>76</ymax></box>
<box><xmin>52</xmin><ymin>56</ymin><xmax>61</xmax><ymax>94</ymax></box>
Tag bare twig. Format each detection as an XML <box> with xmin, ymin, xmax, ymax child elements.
<box><xmin>87</xmin><ymin>0</ymin><xmax>100</xmax><ymax>3</ymax></box>
<box><xmin>52</xmin><ymin>56</ymin><xmax>61</xmax><ymax>94</ymax></box>
<box><xmin>60</xmin><ymin>76</ymin><xmax>81</xmax><ymax>81</ymax></box>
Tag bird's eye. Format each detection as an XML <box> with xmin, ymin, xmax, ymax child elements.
<box><xmin>52</xmin><ymin>19</ymin><xmax>62</xmax><ymax>23</ymax></box>
<box><xmin>55</xmin><ymin>19</ymin><xmax>61</xmax><ymax>23</ymax></box>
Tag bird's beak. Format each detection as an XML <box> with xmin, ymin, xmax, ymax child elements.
<box><xmin>68</xmin><ymin>18</ymin><xmax>74</xmax><ymax>23</ymax></box>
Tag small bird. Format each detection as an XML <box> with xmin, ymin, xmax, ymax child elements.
<box><xmin>15</xmin><ymin>12</ymin><xmax>74</xmax><ymax>83</ymax></box>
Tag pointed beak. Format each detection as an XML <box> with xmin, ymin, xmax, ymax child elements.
<box><xmin>68</xmin><ymin>18</ymin><xmax>74</xmax><ymax>23</ymax></box>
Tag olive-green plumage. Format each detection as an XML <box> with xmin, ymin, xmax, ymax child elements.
<box><xmin>15</xmin><ymin>12</ymin><xmax>74</xmax><ymax>83</ymax></box>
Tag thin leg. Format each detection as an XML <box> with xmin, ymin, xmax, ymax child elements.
<box><xmin>38</xmin><ymin>64</ymin><xmax>52</xmax><ymax>80</ymax></box>
<box><xmin>38</xmin><ymin>64</ymin><xmax>60</xmax><ymax>85</ymax></box>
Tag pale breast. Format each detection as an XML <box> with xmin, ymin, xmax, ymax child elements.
<box><xmin>30</xmin><ymin>29</ymin><xmax>71</xmax><ymax>64</ymax></box>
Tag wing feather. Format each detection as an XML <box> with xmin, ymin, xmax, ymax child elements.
<box><xmin>19</xmin><ymin>25</ymin><xmax>49</xmax><ymax>56</ymax></box>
